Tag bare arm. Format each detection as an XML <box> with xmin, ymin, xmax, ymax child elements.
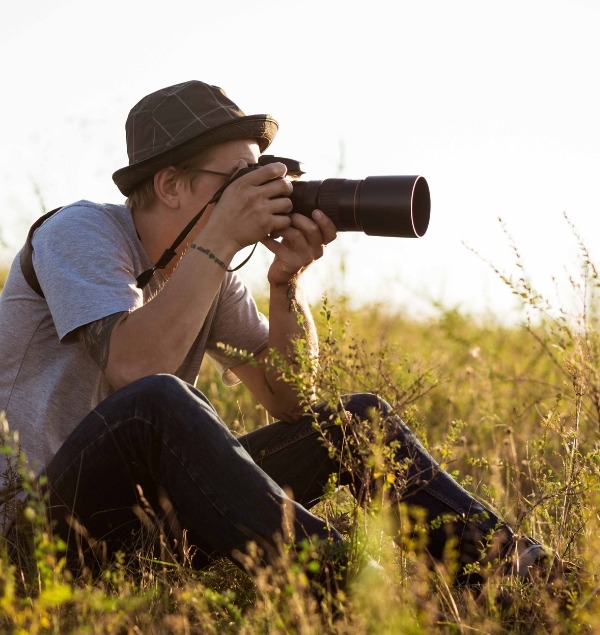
<box><xmin>234</xmin><ymin>210</ymin><xmax>336</xmax><ymax>422</ymax></box>
<box><xmin>92</xmin><ymin>163</ymin><xmax>294</xmax><ymax>391</ymax></box>
<box><xmin>81</xmin><ymin>311</ymin><xmax>127</xmax><ymax>371</ymax></box>
<box><xmin>101</xmin><ymin>240</ymin><xmax>232</xmax><ymax>389</ymax></box>
<box><xmin>233</xmin><ymin>277</ymin><xmax>319</xmax><ymax>422</ymax></box>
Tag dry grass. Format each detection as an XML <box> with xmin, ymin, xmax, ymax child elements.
<box><xmin>1</xmin><ymin>217</ymin><xmax>600</xmax><ymax>633</ymax></box>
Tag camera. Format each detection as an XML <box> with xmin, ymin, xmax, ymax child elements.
<box><xmin>232</xmin><ymin>155</ymin><xmax>430</xmax><ymax>238</ymax></box>
<box><xmin>132</xmin><ymin>155</ymin><xmax>430</xmax><ymax>289</ymax></box>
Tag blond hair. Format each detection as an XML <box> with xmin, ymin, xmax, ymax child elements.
<box><xmin>126</xmin><ymin>176</ymin><xmax>156</xmax><ymax>211</ymax></box>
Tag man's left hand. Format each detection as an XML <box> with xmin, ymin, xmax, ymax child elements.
<box><xmin>261</xmin><ymin>210</ymin><xmax>337</xmax><ymax>286</ymax></box>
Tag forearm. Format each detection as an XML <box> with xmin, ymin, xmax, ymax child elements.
<box><xmin>105</xmin><ymin>229</ymin><xmax>236</xmax><ymax>389</ymax></box>
<box><xmin>264</xmin><ymin>276</ymin><xmax>319</xmax><ymax>418</ymax></box>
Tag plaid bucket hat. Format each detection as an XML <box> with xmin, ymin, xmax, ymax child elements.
<box><xmin>112</xmin><ymin>80</ymin><xmax>279</xmax><ymax>196</ymax></box>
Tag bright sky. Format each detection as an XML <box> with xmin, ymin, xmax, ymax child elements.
<box><xmin>1</xmin><ymin>0</ymin><xmax>599</xmax><ymax>323</ymax></box>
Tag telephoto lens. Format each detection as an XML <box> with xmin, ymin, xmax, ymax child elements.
<box><xmin>290</xmin><ymin>175</ymin><xmax>430</xmax><ymax>238</ymax></box>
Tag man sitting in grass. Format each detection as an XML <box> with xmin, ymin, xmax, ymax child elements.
<box><xmin>0</xmin><ymin>80</ymin><xmax>565</xmax><ymax>599</ymax></box>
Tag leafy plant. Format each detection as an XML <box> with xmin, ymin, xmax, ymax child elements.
<box><xmin>1</xmin><ymin>214</ymin><xmax>600</xmax><ymax>632</ymax></box>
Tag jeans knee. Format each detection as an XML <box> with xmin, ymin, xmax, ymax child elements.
<box><xmin>337</xmin><ymin>393</ymin><xmax>414</xmax><ymax>450</ymax></box>
<box><xmin>341</xmin><ymin>393</ymin><xmax>392</xmax><ymax>420</ymax></box>
<box><xmin>127</xmin><ymin>373</ymin><xmax>187</xmax><ymax>398</ymax></box>
<box><xmin>99</xmin><ymin>374</ymin><xmax>226</xmax><ymax>448</ymax></box>
<box><xmin>117</xmin><ymin>374</ymin><xmax>211</xmax><ymax>413</ymax></box>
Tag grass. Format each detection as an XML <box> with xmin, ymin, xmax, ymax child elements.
<box><xmin>1</xmin><ymin>218</ymin><xmax>599</xmax><ymax>633</ymax></box>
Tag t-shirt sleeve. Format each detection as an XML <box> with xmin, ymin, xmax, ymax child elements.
<box><xmin>32</xmin><ymin>204</ymin><xmax>143</xmax><ymax>341</ymax></box>
<box><xmin>205</xmin><ymin>273</ymin><xmax>269</xmax><ymax>386</ymax></box>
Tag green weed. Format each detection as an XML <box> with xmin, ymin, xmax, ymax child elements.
<box><xmin>0</xmin><ymin>214</ymin><xmax>599</xmax><ymax>633</ymax></box>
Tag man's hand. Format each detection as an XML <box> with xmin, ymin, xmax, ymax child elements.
<box><xmin>207</xmin><ymin>162</ymin><xmax>295</xmax><ymax>252</ymax></box>
<box><xmin>261</xmin><ymin>210</ymin><xmax>338</xmax><ymax>286</ymax></box>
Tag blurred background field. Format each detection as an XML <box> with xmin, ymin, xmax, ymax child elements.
<box><xmin>2</xmin><ymin>0</ymin><xmax>600</xmax><ymax>325</ymax></box>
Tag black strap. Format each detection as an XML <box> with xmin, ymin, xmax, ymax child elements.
<box><xmin>136</xmin><ymin>169</ymin><xmax>254</xmax><ymax>289</ymax></box>
<box><xmin>19</xmin><ymin>206</ymin><xmax>63</xmax><ymax>298</ymax></box>
<box><xmin>21</xmin><ymin>157</ymin><xmax>303</xmax><ymax>297</ymax></box>
<box><xmin>135</xmin><ymin>189</ymin><xmax>223</xmax><ymax>289</ymax></box>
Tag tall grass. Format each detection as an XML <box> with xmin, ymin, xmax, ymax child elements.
<box><xmin>0</xmin><ymin>217</ymin><xmax>599</xmax><ymax>633</ymax></box>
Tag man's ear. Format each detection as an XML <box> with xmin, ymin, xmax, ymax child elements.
<box><xmin>153</xmin><ymin>167</ymin><xmax>181</xmax><ymax>208</ymax></box>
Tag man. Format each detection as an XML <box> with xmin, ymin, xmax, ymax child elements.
<box><xmin>0</xmin><ymin>80</ymin><xmax>556</xmax><ymax>592</ymax></box>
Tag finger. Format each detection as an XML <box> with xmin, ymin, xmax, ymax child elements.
<box><xmin>242</xmin><ymin>174</ymin><xmax>293</xmax><ymax>215</ymax></box>
<box><xmin>271</xmin><ymin>226</ymin><xmax>310</xmax><ymax>253</ymax></box>
<box><xmin>311</xmin><ymin>209</ymin><xmax>338</xmax><ymax>244</ymax></box>
<box><xmin>237</xmin><ymin>162</ymin><xmax>288</xmax><ymax>186</ymax></box>
<box><xmin>260</xmin><ymin>236</ymin><xmax>305</xmax><ymax>265</ymax></box>
<box><xmin>288</xmin><ymin>213</ymin><xmax>331</xmax><ymax>251</ymax></box>
<box><xmin>260</xmin><ymin>235</ymin><xmax>283</xmax><ymax>256</ymax></box>
<box><xmin>277</xmin><ymin>226</ymin><xmax>326</xmax><ymax>265</ymax></box>
<box><xmin>254</xmin><ymin>198</ymin><xmax>292</xmax><ymax>220</ymax></box>
<box><xmin>261</xmin><ymin>175</ymin><xmax>293</xmax><ymax>199</ymax></box>
<box><xmin>268</xmin><ymin>213</ymin><xmax>293</xmax><ymax>235</ymax></box>
<box><xmin>261</xmin><ymin>226</ymin><xmax>311</xmax><ymax>258</ymax></box>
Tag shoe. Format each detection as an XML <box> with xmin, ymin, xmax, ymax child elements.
<box><xmin>505</xmin><ymin>536</ymin><xmax>569</xmax><ymax>585</ymax></box>
<box><xmin>352</xmin><ymin>556</ymin><xmax>390</xmax><ymax>588</ymax></box>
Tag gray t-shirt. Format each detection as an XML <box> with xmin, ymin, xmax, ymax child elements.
<box><xmin>0</xmin><ymin>200</ymin><xmax>269</xmax><ymax>477</ymax></box>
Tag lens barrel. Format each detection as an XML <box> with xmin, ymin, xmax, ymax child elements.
<box><xmin>290</xmin><ymin>175</ymin><xmax>430</xmax><ymax>238</ymax></box>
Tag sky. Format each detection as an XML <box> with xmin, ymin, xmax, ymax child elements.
<box><xmin>1</xmin><ymin>0</ymin><xmax>599</xmax><ymax>324</ymax></box>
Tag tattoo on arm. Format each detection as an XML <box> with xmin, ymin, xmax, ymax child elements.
<box><xmin>286</xmin><ymin>278</ymin><xmax>300</xmax><ymax>314</ymax></box>
<box><xmin>81</xmin><ymin>312</ymin><xmax>126</xmax><ymax>370</ymax></box>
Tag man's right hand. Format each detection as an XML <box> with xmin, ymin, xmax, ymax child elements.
<box><xmin>206</xmin><ymin>162</ymin><xmax>294</xmax><ymax>251</ymax></box>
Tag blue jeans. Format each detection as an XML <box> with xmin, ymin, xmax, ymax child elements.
<box><xmin>42</xmin><ymin>375</ymin><xmax>511</xmax><ymax>583</ymax></box>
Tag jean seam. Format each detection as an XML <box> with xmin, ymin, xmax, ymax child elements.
<box><xmin>422</xmin><ymin>484</ymin><xmax>472</xmax><ymax>516</ymax></box>
<box><xmin>255</xmin><ymin>421</ymin><xmax>338</xmax><ymax>460</ymax></box>
<box><xmin>420</xmin><ymin>481</ymin><xmax>494</xmax><ymax>529</ymax></box>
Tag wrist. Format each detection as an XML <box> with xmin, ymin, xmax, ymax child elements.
<box><xmin>270</xmin><ymin>274</ymin><xmax>299</xmax><ymax>294</ymax></box>
<box><xmin>188</xmin><ymin>243</ymin><xmax>228</xmax><ymax>270</ymax></box>
<box><xmin>270</xmin><ymin>276</ymin><xmax>304</xmax><ymax>313</ymax></box>
<box><xmin>190</xmin><ymin>225</ymin><xmax>239</xmax><ymax>264</ymax></box>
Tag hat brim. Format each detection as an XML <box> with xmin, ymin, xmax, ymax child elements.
<box><xmin>112</xmin><ymin>114</ymin><xmax>278</xmax><ymax>197</ymax></box>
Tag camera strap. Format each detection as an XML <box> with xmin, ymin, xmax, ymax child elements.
<box><xmin>20</xmin><ymin>206</ymin><xmax>63</xmax><ymax>298</ymax></box>
<box><xmin>135</xmin><ymin>175</ymin><xmax>258</xmax><ymax>289</ymax></box>
<box><xmin>20</xmin><ymin>156</ymin><xmax>303</xmax><ymax>297</ymax></box>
